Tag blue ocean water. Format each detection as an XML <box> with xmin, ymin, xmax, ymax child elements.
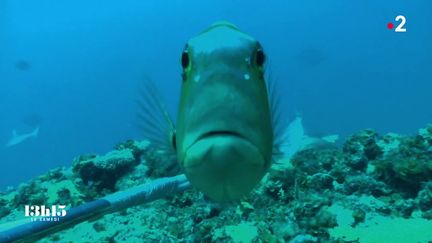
<box><xmin>0</xmin><ymin>0</ymin><xmax>431</xmax><ymax>190</ymax></box>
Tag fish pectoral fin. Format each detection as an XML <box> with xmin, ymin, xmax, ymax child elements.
<box><xmin>268</xmin><ymin>77</ymin><xmax>296</xmax><ymax>163</ymax></box>
<box><xmin>135</xmin><ymin>77</ymin><xmax>177</xmax><ymax>157</ymax></box>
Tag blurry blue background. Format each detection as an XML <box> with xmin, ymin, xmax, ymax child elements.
<box><xmin>0</xmin><ymin>0</ymin><xmax>431</xmax><ymax>190</ymax></box>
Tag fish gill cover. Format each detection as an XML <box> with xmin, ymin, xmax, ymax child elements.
<box><xmin>0</xmin><ymin>0</ymin><xmax>431</xmax><ymax>242</ymax></box>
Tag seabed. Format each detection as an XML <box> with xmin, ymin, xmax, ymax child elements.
<box><xmin>1</xmin><ymin>125</ymin><xmax>432</xmax><ymax>242</ymax></box>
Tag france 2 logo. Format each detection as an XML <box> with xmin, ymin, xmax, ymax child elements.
<box><xmin>387</xmin><ymin>15</ymin><xmax>407</xmax><ymax>32</ymax></box>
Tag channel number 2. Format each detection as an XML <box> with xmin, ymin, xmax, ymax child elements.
<box><xmin>395</xmin><ymin>15</ymin><xmax>407</xmax><ymax>32</ymax></box>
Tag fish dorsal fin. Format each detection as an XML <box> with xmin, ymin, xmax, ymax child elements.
<box><xmin>135</xmin><ymin>78</ymin><xmax>176</xmax><ymax>158</ymax></box>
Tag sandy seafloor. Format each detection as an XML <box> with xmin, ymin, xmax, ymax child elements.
<box><xmin>1</xmin><ymin>124</ymin><xmax>432</xmax><ymax>242</ymax></box>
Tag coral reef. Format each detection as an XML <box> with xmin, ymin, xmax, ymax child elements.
<box><xmin>371</xmin><ymin>126</ymin><xmax>432</xmax><ymax>196</ymax></box>
<box><xmin>72</xmin><ymin>145</ymin><xmax>139</xmax><ymax>193</ymax></box>
<box><xmin>1</xmin><ymin>124</ymin><xmax>432</xmax><ymax>242</ymax></box>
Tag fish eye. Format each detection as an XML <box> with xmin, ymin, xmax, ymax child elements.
<box><xmin>181</xmin><ymin>50</ymin><xmax>190</xmax><ymax>69</ymax></box>
<box><xmin>256</xmin><ymin>49</ymin><xmax>265</xmax><ymax>67</ymax></box>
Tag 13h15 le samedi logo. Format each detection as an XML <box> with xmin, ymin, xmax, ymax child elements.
<box><xmin>25</xmin><ymin>205</ymin><xmax>67</xmax><ymax>222</ymax></box>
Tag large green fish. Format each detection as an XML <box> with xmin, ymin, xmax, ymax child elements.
<box><xmin>139</xmin><ymin>21</ymin><xmax>288</xmax><ymax>202</ymax></box>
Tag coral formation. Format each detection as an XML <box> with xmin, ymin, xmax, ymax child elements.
<box><xmin>72</xmin><ymin>149</ymin><xmax>137</xmax><ymax>193</ymax></box>
<box><xmin>1</xmin><ymin>124</ymin><xmax>432</xmax><ymax>242</ymax></box>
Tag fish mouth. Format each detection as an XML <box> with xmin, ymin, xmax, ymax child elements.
<box><xmin>197</xmin><ymin>130</ymin><xmax>245</xmax><ymax>140</ymax></box>
<box><xmin>186</xmin><ymin>130</ymin><xmax>251</xmax><ymax>154</ymax></box>
<box><xmin>182</xmin><ymin>129</ymin><xmax>266</xmax><ymax>202</ymax></box>
<box><xmin>185</xmin><ymin>129</ymin><xmax>251</xmax><ymax>158</ymax></box>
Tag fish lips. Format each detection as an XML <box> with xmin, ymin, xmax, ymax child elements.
<box><xmin>182</xmin><ymin>130</ymin><xmax>266</xmax><ymax>201</ymax></box>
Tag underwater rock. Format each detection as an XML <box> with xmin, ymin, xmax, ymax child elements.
<box><xmin>371</xmin><ymin>134</ymin><xmax>432</xmax><ymax>196</ymax></box>
<box><xmin>13</xmin><ymin>181</ymin><xmax>48</xmax><ymax>207</ymax></box>
<box><xmin>39</xmin><ymin>167</ymin><xmax>68</xmax><ymax>182</ymax></box>
<box><xmin>264</xmin><ymin>178</ymin><xmax>293</xmax><ymax>202</ymax></box>
<box><xmin>114</xmin><ymin>139</ymin><xmax>149</xmax><ymax>160</ymax></box>
<box><xmin>93</xmin><ymin>222</ymin><xmax>106</xmax><ymax>232</ymax></box>
<box><xmin>191</xmin><ymin>204</ymin><xmax>219</xmax><ymax>224</ymax></box>
<box><xmin>422</xmin><ymin>210</ymin><xmax>432</xmax><ymax>220</ymax></box>
<box><xmin>308</xmin><ymin>207</ymin><xmax>337</xmax><ymax>229</ymax></box>
<box><xmin>109</xmin><ymin>140</ymin><xmax>177</xmax><ymax>189</ymax></box>
<box><xmin>291</xmin><ymin>147</ymin><xmax>358</xmax><ymax>194</ymax></box>
<box><xmin>170</xmin><ymin>190</ymin><xmax>194</xmax><ymax>208</ymax></box>
<box><xmin>0</xmin><ymin>198</ymin><xmax>10</xmax><ymax>219</ymax></box>
<box><xmin>115</xmin><ymin>163</ymin><xmax>150</xmax><ymax>190</ymax></box>
<box><xmin>236</xmin><ymin>201</ymin><xmax>254</xmax><ymax>218</ymax></box>
<box><xmin>142</xmin><ymin>144</ymin><xmax>182</xmax><ymax>178</ymax></box>
<box><xmin>264</xmin><ymin>165</ymin><xmax>296</xmax><ymax>202</ymax></box>
<box><xmin>418</xmin><ymin>124</ymin><xmax>432</xmax><ymax>146</ymax></box>
<box><xmin>393</xmin><ymin>198</ymin><xmax>416</xmax><ymax>218</ymax></box>
<box><xmin>291</xmin><ymin>148</ymin><xmax>349</xmax><ymax>179</ymax></box>
<box><xmin>351</xmin><ymin>208</ymin><xmax>366</xmax><ymax>226</ymax></box>
<box><xmin>292</xmin><ymin>193</ymin><xmax>334</xmax><ymax>237</ymax></box>
<box><xmin>417</xmin><ymin>182</ymin><xmax>432</xmax><ymax>212</ymax></box>
<box><xmin>270</xmin><ymin>220</ymin><xmax>298</xmax><ymax>241</ymax></box>
<box><xmin>44</xmin><ymin>179</ymin><xmax>84</xmax><ymax>207</ymax></box>
<box><xmin>345</xmin><ymin>154</ymin><xmax>368</xmax><ymax>171</ymax></box>
<box><xmin>340</xmin><ymin>130</ymin><xmax>382</xmax><ymax>194</ymax></box>
<box><xmin>306</xmin><ymin>173</ymin><xmax>334</xmax><ymax>190</ymax></box>
<box><xmin>376</xmin><ymin>132</ymin><xmax>402</xmax><ymax>156</ymax></box>
<box><xmin>72</xmin><ymin>148</ymin><xmax>138</xmax><ymax>193</ymax></box>
<box><xmin>6</xmin><ymin>169</ymin><xmax>84</xmax><ymax>209</ymax></box>
<box><xmin>341</xmin><ymin>175</ymin><xmax>390</xmax><ymax>196</ymax></box>
<box><xmin>343</xmin><ymin>129</ymin><xmax>383</xmax><ymax>167</ymax></box>
<box><xmin>292</xmin><ymin>149</ymin><xmax>335</xmax><ymax>175</ymax></box>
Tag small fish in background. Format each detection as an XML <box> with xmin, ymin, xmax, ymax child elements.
<box><xmin>15</xmin><ymin>60</ymin><xmax>31</xmax><ymax>71</ymax></box>
<box><xmin>5</xmin><ymin>126</ymin><xmax>40</xmax><ymax>147</ymax></box>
